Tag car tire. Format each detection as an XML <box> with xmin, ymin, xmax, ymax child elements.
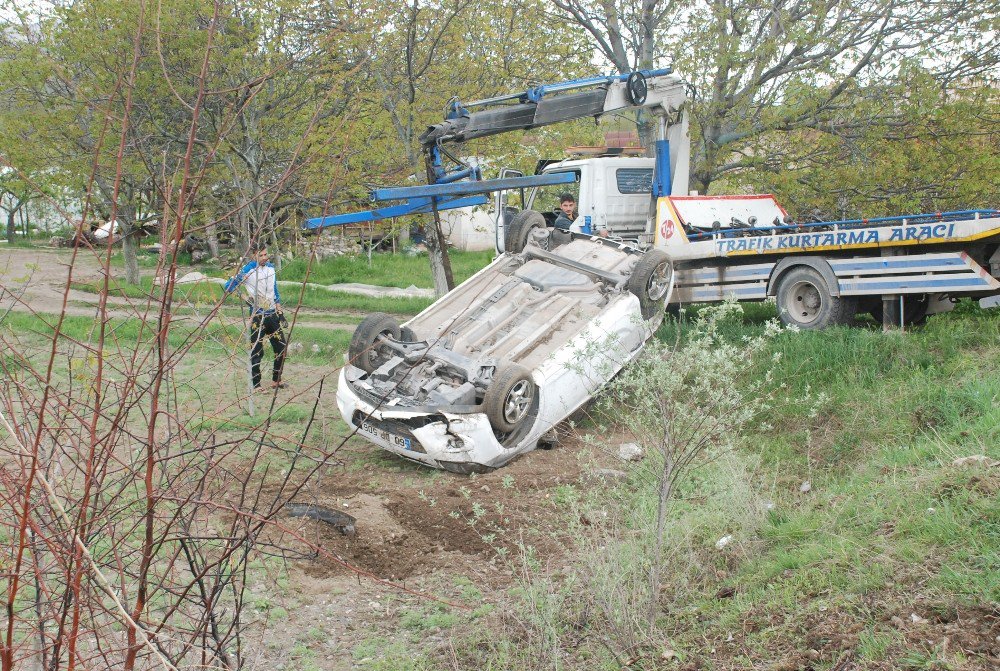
<box><xmin>870</xmin><ymin>294</ymin><xmax>929</xmax><ymax>326</ymax></box>
<box><xmin>349</xmin><ymin>313</ymin><xmax>400</xmax><ymax>373</ymax></box>
<box><xmin>628</xmin><ymin>249</ymin><xmax>673</xmax><ymax>319</ymax></box>
<box><xmin>776</xmin><ymin>267</ymin><xmax>856</xmax><ymax>329</ymax></box>
<box><xmin>505</xmin><ymin>210</ymin><xmax>546</xmax><ymax>254</ymax></box>
<box><xmin>399</xmin><ymin>325</ymin><xmax>418</xmax><ymax>342</ymax></box>
<box><xmin>484</xmin><ymin>363</ymin><xmax>536</xmax><ymax>433</ymax></box>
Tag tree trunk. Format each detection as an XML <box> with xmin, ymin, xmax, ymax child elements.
<box><xmin>423</xmin><ymin>216</ymin><xmax>453</xmax><ymax>296</ymax></box>
<box><xmin>648</xmin><ymin>449</ymin><xmax>674</xmax><ymax>627</ymax></box>
<box><xmin>6</xmin><ymin>209</ymin><xmax>15</xmax><ymax>244</ymax></box>
<box><xmin>423</xmin><ymin>154</ymin><xmax>455</xmax><ymax>296</ymax></box>
<box><xmin>122</xmin><ymin>227</ymin><xmax>141</xmax><ymax>285</ymax></box>
<box><xmin>269</xmin><ymin>227</ymin><xmax>280</xmax><ymax>271</ymax></box>
<box><xmin>205</xmin><ymin>218</ymin><xmax>220</xmax><ymax>259</ymax></box>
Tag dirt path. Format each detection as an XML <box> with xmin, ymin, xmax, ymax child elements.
<box><xmin>0</xmin><ymin>246</ymin><xmax>360</xmax><ymax>331</ymax></box>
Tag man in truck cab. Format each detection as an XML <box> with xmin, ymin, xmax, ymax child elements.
<box><xmin>554</xmin><ymin>193</ymin><xmax>609</xmax><ymax>237</ymax></box>
<box><xmin>553</xmin><ymin>193</ymin><xmax>577</xmax><ymax>231</ymax></box>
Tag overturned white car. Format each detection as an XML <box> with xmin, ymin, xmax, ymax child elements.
<box><xmin>336</xmin><ymin>227</ymin><xmax>672</xmax><ymax>473</ymax></box>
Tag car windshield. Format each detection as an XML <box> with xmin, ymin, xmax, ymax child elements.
<box><xmin>528</xmin><ymin>170</ymin><xmax>580</xmax><ymax>215</ymax></box>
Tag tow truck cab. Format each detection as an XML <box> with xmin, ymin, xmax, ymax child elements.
<box><xmin>495</xmin><ymin>154</ymin><xmax>657</xmax><ymax>252</ymax></box>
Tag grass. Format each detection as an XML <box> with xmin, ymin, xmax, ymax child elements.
<box><xmin>279</xmin><ymin>248</ymin><xmax>494</xmax><ymax>289</ymax></box>
<box><xmin>0</xmin><ymin>310</ymin><xmax>353</xmax><ymax>366</ymax></box>
<box><xmin>449</xmin><ymin>302</ymin><xmax>1000</xmax><ymax>670</ymax></box>
<box><xmin>9</xmin><ymin>244</ymin><xmax>1000</xmax><ymax>669</ymax></box>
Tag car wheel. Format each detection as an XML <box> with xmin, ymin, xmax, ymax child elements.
<box><xmin>399</xmin><ymin>325</ymin><xmax>418</xmax><ymax>342</ymax></box>
<box><xmin>505</xmin><ymin>210</ymin><xmax>546</xmax><ymax>254</ymax></box>
<box><xmin>776</xmin><ymin>267</ymin><xmax>856</xmax><ymax>329</ymax></box>
<box><xmin>870</xmin><ymin>294</ymin><xmax>929</xmax><ymax>326</ymax></box>
<box><xmin>628</xmin><ymin>249</ymin><xmax>673</xmax><ymax>319</ymax></box>
<box><xmin>484</xmin><ymin>364</ymin><xmax>536</xmax><ymax>433</ymax></box>
<box><xmin>349</xmin><ymin>313</ymin><xmax>400</xmax><ymax>373</ymax></box>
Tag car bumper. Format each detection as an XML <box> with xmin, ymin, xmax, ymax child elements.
<box><xmin>336</xmin><ymin>369</ymin><xmax>515</xmax><ymax>470</ymax></box>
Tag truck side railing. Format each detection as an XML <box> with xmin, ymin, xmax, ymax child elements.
<box><xmin>686</xmin><ymin>209</ymin><xmax>1000</xmax><ymax>241</ymax></box>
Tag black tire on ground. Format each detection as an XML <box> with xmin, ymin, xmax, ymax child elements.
<box><xmin>505</xmin><ymin>210</ymin><xmax>546</xmax><ymax>254</ymax></box>
<box><xmin>870</xmin><ymin>294</ymin><xmax>929</xmax><ymax>326</ymax></box>
<box><xmin>775</xmin><ymin>266</ymin><xmax>857</xmax><ymax>329</ymax></box>
<box><xmin>628</xmin><ymin>249</ymin><xmax>673</xmax><ymax>320</ymax></box>
<box><xmin>349</xmin><ymin>312</ymin><xmax>400</xmax><ymax>373</ymax></box>
<box><xmin>483</xmin><ymin>363</ymin><xmax>536</xmax><ymax>433</ymax></box>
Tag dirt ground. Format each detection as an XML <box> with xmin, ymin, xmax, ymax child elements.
<box><xmin>244</xmin><ymin>437</ymin><xmax>611</xmax><ymax>671</ymax></box>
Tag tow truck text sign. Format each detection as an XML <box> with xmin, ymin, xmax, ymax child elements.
<box><xmin>716</xmin><ymin>222</ymin><xmax>956</xmax><ymax>255</ymax></box>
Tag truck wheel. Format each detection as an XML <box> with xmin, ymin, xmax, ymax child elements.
<box><xmin>776</xmin><ymin>267</ymin><xmax>856</xmax><ymax>329</ymax></box>
<box><xmin>870</xmin><ymin>294</ymin><xmax>929</xmax><ymax>326</ymax></box>
<box><xmin>484</xmin><ymin>364</ymin><xmax>535</xmax><ymax>433</ymax></box>
<box><xmin>349</xmin><ymin>313</ymin><xmax>400</xmax><ymax>373</ymax></box>
<box><xmin>505</xmin><ymin>210</ymin><xmax>546</xmax><ymax>254</ymax></box>
<box><xmin>628</xmin><ymin>249</ymin><xmax>673</xmax><ymax>319</ymax></box>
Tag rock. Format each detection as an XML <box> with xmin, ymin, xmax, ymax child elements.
<box><xmin>715</xmin><ymin>586</ymin><xmax>736</xmax><ymax>599</ymax></box>
<box><xmin>800</xmin><ymin>480</ymin><xmax>812</xmax><ymax>493</ymax></box>
<box><xmin>591</xmin><ymin>468</ymin><xmax>628</xmax><ymax>482</ymax></box>
<box><xmin>618</xmin><ymin>442</ymin><xmax>643</xmax><ymax>462</ymax></box>
<box><xmin>480</xmin><ymin>485</ymin><xmax>490</xmax><ymax>492</ymax></box>
<box><xmin>910</xmin><ymin>612</ymin><xmax>928</xmax><ymax>624</ymax></box>
<box><xmin>715</xmin><ymin>534</ymin><xmax>733</xmax><ymax>550</ymax></box>
<box><xmin>890</xmin><ymin>616</ymin><xmax>905</xmax><ymax>628</ymax></box>
<box><xmin>177</xmin><ymin>271</ymin><xmax>210</xmax><ymax>284</ymax></box>
<box><xmin>952</xmin><ymin>455</ymin><xmax>999</xmax><ymax>467</ymax></box>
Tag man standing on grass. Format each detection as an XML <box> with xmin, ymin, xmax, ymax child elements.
<box><xmin>224</xmin><ymin>246</ymin><xmax>287</xmax><ymax>391</ymax></box>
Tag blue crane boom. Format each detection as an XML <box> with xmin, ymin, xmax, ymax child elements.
<box><xmin>304</xmin><ymin>69</ymin><xmax>686</xmax><ymax>231</ymax></box>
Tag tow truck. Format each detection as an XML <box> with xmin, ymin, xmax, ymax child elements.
<box><xmin>499</xmin><ymin>159</ymin><xmax>1000</xmax><ymax>327</ymax></box>
<box><xmin>308</xmin><ymin>70</ymin><xmax>1000</xmax><ymax>331</ymax></box>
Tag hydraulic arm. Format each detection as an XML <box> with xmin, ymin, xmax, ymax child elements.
<box><xmin>305</xmin><ymin>69</ymin><xmax>688</xmax><ymax>231</ymax></box>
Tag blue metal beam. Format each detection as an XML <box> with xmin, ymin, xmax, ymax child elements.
<box><xmin>372</xmin><ymin>172</ymin><xmax>575</xmax><ymax>202</ymax></box>
<box><xmin>303</xmin><ymin>195</ymin><xmax>488</xmax><ymax>230</ymax></box>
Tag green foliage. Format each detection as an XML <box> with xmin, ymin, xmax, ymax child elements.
<box><xmin>740</xmin><ymin>71</ymin><xmax>1000</xmax><ymax>218</ymax></box>
<box><xmin>455</xmin><ymin>304</ymin><xmax>1000</xmax><ymax>670</ymax></box>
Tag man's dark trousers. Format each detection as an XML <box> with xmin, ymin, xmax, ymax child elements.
<box><xmin>249</xmin><ymin>313</ymin><xmax>286</xmax><ymax>388</ymax></box>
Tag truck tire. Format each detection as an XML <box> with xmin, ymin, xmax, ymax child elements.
<box><xmin>505</xmin><ymin>210</ymin><xmax>546</xmax><ymax>253</ymax></box>
<box><xmin>628</xmin><ymin>249</ymin><xmax>673</xmax><ymax>319</ymax></box>
<box><xmin>349</xmin><ymin>313</ymin><xmax>400</xmax><ymax>373</ymax></box>
<box><xmin>484</xmin><ymin>364</ymin><xmax>536</xmax><ymax>434</ymax></box>
<box><xmin>870</xmin><ymin>294</ymin><xmax>929</xmax><ymax>326</ymax></box>
<box><xmin>776</xmin><ymin>267</ymin><xmax>856</xmax><ymax>329</ymax></box>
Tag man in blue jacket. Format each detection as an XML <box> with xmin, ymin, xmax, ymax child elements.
<box><xmin>225</xmin><ymin>246</ymin><xmax>287</xmax><ymax>390</ymax></box>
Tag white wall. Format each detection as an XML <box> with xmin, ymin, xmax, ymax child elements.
<box><xmin>440</xmin><ymin>206</ymin><xmax>496</xmax><ymax>251</ymax></box>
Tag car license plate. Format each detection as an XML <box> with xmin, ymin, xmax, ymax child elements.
<box><xmin>359</xmin><ymin>421</ymin><xmax>412</xmax><ymax>451</ymax></box>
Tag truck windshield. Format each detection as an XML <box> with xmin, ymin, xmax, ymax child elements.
<box><xmin>528</xmin><ymin>170</ymin><xmax>581</xmax><ymax>215</ymax></box>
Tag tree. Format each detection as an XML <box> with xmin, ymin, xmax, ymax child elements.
<box><xmin>738</xmin><ymin>70</ymin><xmax>1000</xmax><ymax>218</ymax></box>
<box><xmin>554</xmin><ymin>0</ymin><xmax>1000</xmax><ymax>193</ymax></box>
<box><xmin>315</xmin><ymin>0</ymin><xmax>593</xmax><ymax>294</ymax></box>
<box><xmin>599</xmin><ymin>302</ymin><xmax>782</xmax><ymax>625</ymax></box>
<box><xmin>0</xmin><ymin>169</ymin><xmax>35</xmax><ymax>243</ymax></box>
